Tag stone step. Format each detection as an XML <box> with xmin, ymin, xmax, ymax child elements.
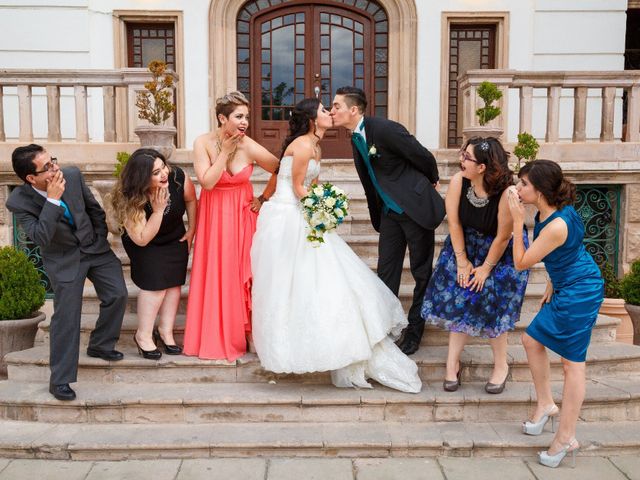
<box><xmin>0</xmin><ymin>376</ymin><xmax>638</xmax><ymax>425</ymax></box>
<box><xmin>76</xmin><ymin>278</ymin><xmax>547</xmax><ymax>316</ymax></box>
<box><xmin>0</xmin><ymin>418</ymin><xmax>637</xmax><ymax>460</ymax></box>
<box><xmin>33</xmin><ymin>313</ymin><xmax>619</xmax><ymax>350</ymax></box>
<box><xmin>7</xmin><ymin>342</ymin><xmax>640</xmax><ymax>385</ymax></box>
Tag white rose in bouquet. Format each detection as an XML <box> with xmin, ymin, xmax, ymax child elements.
<box><xmin>313</xmin><ymin>186</ymin><xmax>324</xmax><ymax>196</ymax></box>
<box><xmin>325</xmin><ymin>197</ymin><xmax>336</xmax><ymax>208</ymax></box>
<box><xmin>303</xmin><ymin>198</ymin><xmax>315</xmax><ymax>208</ymax></box>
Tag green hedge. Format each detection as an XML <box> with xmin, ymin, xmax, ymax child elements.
<box><xmin>0</xmin><ymin>246</ymin><xmax>46</xmax><ymax>320</ymax></box>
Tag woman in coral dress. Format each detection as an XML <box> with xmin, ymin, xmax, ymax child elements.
<box><xmin>183</xmin><ymin>92</ymin><xmax>278</xmax><ymax>360</ymax></box>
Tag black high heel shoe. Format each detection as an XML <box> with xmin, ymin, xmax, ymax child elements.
<box><xmin>485</xmin><ymin>366</ymin><xmax>511</xmax><ymax>394</ymax></box>
<box><xmin>153</xmin><ymin>329</ymin><xmax>182</xmax><ymax>355</ymax></box>
<box><xmin>133</xmin><ymin>334</ymin><xmax>162</xmax><ymax>360</ymax></box>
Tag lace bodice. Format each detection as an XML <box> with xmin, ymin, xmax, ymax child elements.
<box><xmin>270</xmin><ymin>156</ymin><xmax>320</xmax><ymax>204</ymax></box>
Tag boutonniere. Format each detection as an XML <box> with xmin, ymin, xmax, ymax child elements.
<box><xmin>368</xmin><ymin>144</ymin><xmax>379</xmax><ymax>159</ymax></box>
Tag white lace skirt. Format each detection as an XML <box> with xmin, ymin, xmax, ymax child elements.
<box><xmin>250</xmin><ymin>199</ymin><xmax>421</xmax><ymax>393</ymax></box>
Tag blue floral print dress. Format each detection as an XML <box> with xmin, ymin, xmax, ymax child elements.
<box><xmin>421</xmin><ymin>178</ymin><xmax>529</xmax><ymax>337</ymax></box>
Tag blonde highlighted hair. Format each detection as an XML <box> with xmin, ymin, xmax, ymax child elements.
<box><xmin>215</xmin><ymin>91</ymin><xmax>249</xmax><ymax>127</ymax></box>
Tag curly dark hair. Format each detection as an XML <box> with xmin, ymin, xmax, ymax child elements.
<box><xmin>462</xmin><ymin>136</ymin><xmax>513</xmax><ymax>196</ymax></box>
<box><xmin>518</xmin><ymin>159</ymin><xmax>576</xmax><ymax>208</ymax></box>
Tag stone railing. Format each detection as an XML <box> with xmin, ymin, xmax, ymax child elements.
<box><xmin>0</xmin><ymin>69</ymin><xmax>177</xmax><ymax>144</ymax></box>
<box><xmin>459</xmin><ymin>70</ymin><xmax>640</xmax><ymax>143</ymax></box>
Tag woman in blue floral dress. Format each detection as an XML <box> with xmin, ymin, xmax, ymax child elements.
<box><xmin>421</xmin><ymin>137</ymin><xmax>529</xmax><ymax>393</ymax></box>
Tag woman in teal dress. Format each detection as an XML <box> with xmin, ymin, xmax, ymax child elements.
<box><xmin>508</xmin><ymin>160</ymin><xmax>604</xmax><ymax>469</ymax></box>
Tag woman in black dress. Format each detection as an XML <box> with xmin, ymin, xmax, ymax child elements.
<box><xmin>112</xmin><ymin>148</ymin><xmax>196</xmax><ymax>359</ymax></box>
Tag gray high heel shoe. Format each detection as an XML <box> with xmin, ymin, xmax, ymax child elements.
<box><xmin>522</xmin><ymin>404</ymin><xmax>559</xmax><ymax>435</ymax></box>
<box><xmin>538</xmin><ymin>438</ymin><xmax>578</xmax><ymax>468</ymax></box>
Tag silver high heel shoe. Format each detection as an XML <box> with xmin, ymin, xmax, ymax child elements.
<box><xmin>538</xmin><ymin>438</ymin><xmax>578</xmax><ymax>468</ymax></box>
<box><xmin>522</xmin><ymin>404</ymin><xmax>559</xmax><ymax>435</ymax></box>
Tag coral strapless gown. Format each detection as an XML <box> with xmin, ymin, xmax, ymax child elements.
<box><xmin>183</xmin><ymin>165</ymin><xmax>257</xmax><ymax>360</ymax></box>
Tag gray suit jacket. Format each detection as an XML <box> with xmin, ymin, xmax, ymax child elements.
<box><xmin>6</xmin><ymin>166</ymin><xmax>110</xmax><ymax>284</ymax></box>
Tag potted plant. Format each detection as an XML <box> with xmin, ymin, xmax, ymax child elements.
<box><xmin>0</xmin><ymin>246</ymin><xmax>46</xmax><ymax>376</ymax></box>
<box><xmin>463</xmin><ymin>81</ymin><xmax>503</xmax><ymax>142</ymax></box>
<box><xmin>598</xmin><ymin>263</ymin><xmax>633</xmax><ymax>344</ymax></box>
<box><xmin>620</xmin><ymin>259</ymin><xmax>640</xmax><ymax>345</ymax></box>
<box><xmin>513</xmin><ymin>132</ymin><xmax>540</xmax><ymax>173</ymax></box>
<box><xmin>134</xmin><ymin>60</ymin><xmax>177</xmax><ymax>160</ymax></box>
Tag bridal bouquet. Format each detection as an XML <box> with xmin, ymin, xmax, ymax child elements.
<box><xmin>300</xmin><ymin>182</ymin><xmax>350</xmax><ymax>246</ymax></box>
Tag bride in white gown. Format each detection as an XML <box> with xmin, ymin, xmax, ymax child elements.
<box><xmin>251</xmin><ymin>98</ymin><xmax>421</xmax><ymax>393</ymax></box>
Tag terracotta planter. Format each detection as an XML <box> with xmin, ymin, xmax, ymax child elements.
<box><xmin>134</xmin><ymin>125</ymin><xmax>177</xmax><ymax>160</ymax></box>
<box><xmin>92</xmin><ymin>179</ymin><xmax>119</xmax><ymax>235</ymax></box>
<box><xmin>462</xmin><ymin>125</ymin><xmax>504</xmax><ymax>143</ymax></box>
<box><xmin>0</xmin><ymin>311</ymin><xmax>45</xmax><ymax>376</ymax></box>
<box><xmin>625</xmin><ymin>303</ymin><xmax>640</xmax><ymax>346</ymax></box>
<box><xmin>599</xmin><ymin>298</ymin><xmax>634</xmax><ymax>344</ymax></box>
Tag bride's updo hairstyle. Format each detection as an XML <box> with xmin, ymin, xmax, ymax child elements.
<box><xmin>518</xmin><ymin>159</ymin><xmax>576</xmax><ymax>208</ymax></box>
<box><xmin>280</xmin><ymin>98</ymin><xmax>321</xmax><ymax>159</ymax></box>
<box><xmin>215</xmin><ymin>91</ymin><xmax>249</xmax><ymax>127</ymax></box>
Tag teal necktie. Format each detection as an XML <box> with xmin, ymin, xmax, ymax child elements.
<box><xmin>59</xmin><ymin>199</ymin><xmax>74</xmax><ymax>226</ymax></box>
<box><xmin>351</xmin><ymin>132</ymin><xmax>403</xmax><ymax>214</ymax></box>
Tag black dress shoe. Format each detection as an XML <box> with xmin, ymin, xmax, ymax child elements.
<box><xmin>49</xmin><ymin>383</ymin><xmax>76</xmax><ymax>401</ymax></box>
<box><xmin>86</xmin><ymin>347</ymin><xmax>124</xmax><ymax>361</ymax></box>
<box><xmin>153</xmin><ymin>329</ymin><xmax>183</xmax><ymax>355</ymax></box>
<box><xmin>399</xmin><ymin>337</ymin><xmax>420</xmax><ymax>355</ymax></box>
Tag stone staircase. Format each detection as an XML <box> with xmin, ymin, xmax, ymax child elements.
<box><xmin>1</xmin><ymin>156</ymin><xmax>640</xmax><ymax>460</ymax></box>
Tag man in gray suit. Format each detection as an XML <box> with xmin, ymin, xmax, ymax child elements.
<box><xmin>7</xmin><ymin>144</ymin><xmax>127</xmax><ymax>401</ymax></box>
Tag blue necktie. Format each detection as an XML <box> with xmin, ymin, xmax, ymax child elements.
<box><xmin>59</xmin><ymin>199</ymin><xmax>74</xmax><ymax>226</ymax></box>
<box><xmin>351</xmin><ymin>132</ymin><xmax>403</xmax><ymax>214</ymax></box>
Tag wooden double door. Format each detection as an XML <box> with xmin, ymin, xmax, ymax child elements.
<box><xmin>249</xmin><ymin>4</ymin><xmax>375</xmax><ymax>158</ymax></box>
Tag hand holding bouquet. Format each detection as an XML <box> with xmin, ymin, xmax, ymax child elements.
<box><xmin>300</xmin><ymin>182</ymin><xmax>350</xmax><ymax>246</ymax></box>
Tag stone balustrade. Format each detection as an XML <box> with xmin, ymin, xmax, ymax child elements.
<box><xmin>459</xmin><ymin>69</ymin><xmax>640</xmax><ymax>143</ymax></box>
<box><xmin>0</xmin><ymin>69</ymin><xmax>178</xmax><ymax>144</ymax></box>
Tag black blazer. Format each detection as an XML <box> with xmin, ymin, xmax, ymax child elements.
<box><xmin>6</xmin><ymin>166</ymin><xmax>111</xmax><ymax>284</ymax></box>
<box><xmin>351</xmin><ymin>116</ymin><xmax>442</xmax><ymax>232</ymax></box>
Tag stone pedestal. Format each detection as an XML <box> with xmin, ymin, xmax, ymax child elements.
<box><xmin>0</xmin><ymin>311</ymin><xmax>45</xmax><ymax>376</ymax></box>
<box><xmin>600</xmin><ymin>298</ymin><xmax>634</xmax><ymax>344</ymax></box>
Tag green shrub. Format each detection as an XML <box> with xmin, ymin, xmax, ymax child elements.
<box><xmin>513</xmin><ymin>132</ymin><xmax>540</xmax><ymax>172</ymax></box>
<box><xmin>0</xmin><ymin>246</ymin><xmax>46</xmax><ymax>320</ymax></box>
<box><xmin>600</xmin><ymin>263</ymin><xmax>622</xmax><ymax>299</ymax></box>
<box><xmin>475</xmin><ymin>81</ymin><xmax>503</xmax><ymax>126</ymax></box>
<box><xmin>113</xmin><ymin>151</ymin><xmax>131</xmax><ymax>178</ymax></box>
<box><xmin>621</xmin><ymin>259</ymin><xmax>640</xmax><ymax>306</ymax></box>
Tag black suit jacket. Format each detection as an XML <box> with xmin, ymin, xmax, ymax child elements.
<box><xmin>6</xmin><ymin>166</ymin><xmax>111</xmax><ymax>284</ymax></box>
<box><xmin>351</xmin><ymin>116</ymin><xmax>442</xmax><ymax>232</ymax></box>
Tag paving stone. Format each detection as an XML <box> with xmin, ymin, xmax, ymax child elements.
<box><xmin>354</xmin><ymin>458</ymin><xmax>444</xmax><ymax>480</ymax></box>
<box><xmin>177</xmin><ymin>458</ymin><xmax>266</xmax><ymax>480</ymax></box>
<box><xmin>86</xmin><ymin>459</ymin><xmax>181</xmax><ymax>480</ymax></box>
<box><xmin>440</xmin><ymin>458</ymin><xmax>534</xmax><ymax>479</ymax></box>
<box><xmin>608</xmin><ymin>456</ymin><xmax>640</xmax><ymax>480</ymax></box>
<box><xmin>268</xmin><ymin>458</ymin><xmax>353</xmax><ymax>480</ymax></box>
<box><xmin>526</xmin><ymin>456</ymin><xmax>627</xmax><ymax>479</ymax></box>
<box><xmin>0</xmin><ymin>459</ymin><xmax>92</xmax><ymax>480</ymax></box>
<box><xmin>0</xmin><ymin>460</ymin><xmax>9</xmax><ymax>474</ymax></box>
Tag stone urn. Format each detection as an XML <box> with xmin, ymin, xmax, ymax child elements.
<box><xmin>0</xmin><ymin>311</ymin><xmax>45</xmax><ymax>376</ymax></box>
<box><xmin>92</xmin><ymin>180</ymin><xmax>120</xmax><ymax>235</ymax></box>
<box><xmin>625</xmin><ymin>303</ymin><xmax>640</xmax><ymax>346</ymax></box>
<box><xmin>600</xmin><ymin>298</ymin><xmax>634</xmax><ymax>344</ymax></box>
<box><xmin>134</xmin><ymin>125</ymin><xmax>177</xmax><ymax>160</ymax></box>
<box><xmin>462</xmin><ymin>125</ymin><xmax>504</xmax><ymax>143</ymax></box>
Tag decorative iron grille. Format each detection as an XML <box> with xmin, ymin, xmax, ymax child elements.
<box><xmin>12</xmin><ymin>214</ymin><xmax>54</xmax><ymax>298</ymax></box>
<box><xmin>575</xmin><ymin>185</ymin><xmax>621</xmax><ymax>274</ymax></box>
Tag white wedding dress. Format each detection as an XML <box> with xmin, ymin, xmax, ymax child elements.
<box><xmin>250</xmin><ymin>156</ymin><xmax>422</xmax><ymax>393</ymax></box>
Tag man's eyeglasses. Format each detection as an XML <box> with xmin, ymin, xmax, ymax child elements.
<box><xmin>33</xmin><ymin>157</ymin><xmax>58</xmax><ymax>175</ymax></box>
<box><xmin>459</xmin><ymin>150</ymin><xmax>480</xmax><ymax>164</ymax></box>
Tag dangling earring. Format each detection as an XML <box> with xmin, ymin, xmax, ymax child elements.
<box><xmin>314</xmin><ymin>120</ymin><xmax>318</xmax><ymax>130</ymax></box>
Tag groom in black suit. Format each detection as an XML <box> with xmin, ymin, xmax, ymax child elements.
<box><xmin>7</xmin><ymin>144</ymin><xmax>127</xmax><ymax>400</ymax></box>
<box><xmin>331</xmin><ymin>87</ymin><xmax>444</xmax><ymax>355</ymax></box>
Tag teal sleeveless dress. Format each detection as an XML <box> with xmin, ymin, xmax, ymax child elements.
<box><xmin>526</xmin><ymin>206</ymin><xmax>604</xmax><ymax>362</ymax></box>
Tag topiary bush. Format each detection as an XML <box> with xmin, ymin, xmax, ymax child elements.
<box><xmin>621</xmin><ymin>259</ymin><xmax>640</xmax><ymax>306</ymax></box>
<box><xmin>0</xmin><ymin>246</ymin><xmax>46</xmax><ymax>320</ymax></box>
<box><xmin>475</xmin><ymin>81</ymin><xmax>503</xmax><ymax>126</ymax></box>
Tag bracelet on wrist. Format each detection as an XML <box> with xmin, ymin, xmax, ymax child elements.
<box><xmin>454</xmin><ymin>249</ymin><xmax>465</xmax><ymax>256</ymax></box>
<box><xmin>258</xmin><ymin>194</ymin><xmax>268</xmax><ymax>204</ymax></box>
<box><xmin>484</xmin><ymin>259</ymin><xmax>497</xmax><ymax>267</ymax></box>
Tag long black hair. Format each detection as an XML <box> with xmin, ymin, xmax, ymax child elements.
<box><xmin>279</xmin><ymin>98</ymin><xmax>321</xmax><ymax>159</ymax></box>
<box><xmin>463</xmin><ymin>136</ymin><xmax>513</xmax><ymax>196</ymax></box>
